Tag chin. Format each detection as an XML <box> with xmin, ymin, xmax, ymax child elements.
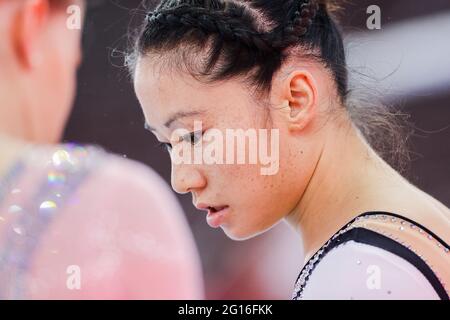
<box><xmin>222</xmin><ymin>224</ymin><xmax>268</xmax><ymax>241</ymax></box>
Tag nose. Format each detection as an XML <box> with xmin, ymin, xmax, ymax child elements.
<box><xmin>171</xmin><ymin>163</ymin><xmax>206</xmax><ymax>194</ymax></box>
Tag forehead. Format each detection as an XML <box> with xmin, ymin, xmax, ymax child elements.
<box><xmin>134</xmin><ymin>56</ymin><xmax>259</xmax><ymax>124</ymax></box>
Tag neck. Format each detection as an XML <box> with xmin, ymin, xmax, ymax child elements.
<box><xmin>0</xmin><ymin>78</ymin><xmax>31</xmax><ymax>141</ymax></box>
<box><xmin>285</xmin><ymin>115</ymin><xmax>403</xmax><ymax>263</ymax></box>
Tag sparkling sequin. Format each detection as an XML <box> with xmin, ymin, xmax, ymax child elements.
<box><xmin>47</xmin><ymin>171</ymin><xmax>66</xmax><ymax>184</ymax></box>
<box><xmin>52</xmin><ymin>150</ymin><xmax>73</xmax><ymax>167</ymax></box>
<box><xmin>13</xmin><ymin>226</ymin><xmax>23</xmax><ymax>235</ymax></box>
<box><xmin>39</xmin><ymin>201</ymin><xmax>57</xmax><ymax>214</ymax></box>
<box><xmin>8</xmin><ymin>205</ymin><xmax>23</xmax><ymax>214</ymax></box>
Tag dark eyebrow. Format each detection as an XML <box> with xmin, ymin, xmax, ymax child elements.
<box><xmin>144</xmin><ymin>110</ymin><xmax>206</xmax><ymax>132</ymax></box>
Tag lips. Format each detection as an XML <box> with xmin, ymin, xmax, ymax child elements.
<box><xmin>195</xmin><ymin>203</ymin><xmax>227</xmax><ymax>212</ymax></box>
<box><xmin>207</xmin><ymin>205</ymin><xmax>228</xmax><ymax>213</ymax></box>
<box><xmin>195</xmin><ymin>203</ymin><xmax>229</xmax><ymax>228</ymax></box>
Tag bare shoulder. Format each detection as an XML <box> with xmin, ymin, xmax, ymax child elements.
<box><xmin>402</xmin><ymin>184</ymin><xmax>450</xmax><ymax>244</ymax></box>
<box><xmin>375</xmin><ymin>176</ymin><xmax>450</xmax><ymax>244</ymax></box>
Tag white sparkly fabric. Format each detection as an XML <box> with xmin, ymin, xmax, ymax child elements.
<box><xmin>300</xmin><ymin>241</ymin><xmax>440</xmax><ymax>300</ymax></box>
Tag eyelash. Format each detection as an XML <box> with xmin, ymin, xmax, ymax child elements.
<box><xmin>184</xmin><ymin>130</ymin><xmax>204</xmax><ymax>145</ymax></box>
<box><xmin>155</xmin><ymin>130</ymin><xmax>204</xmax><ymax>153</ymax></box>
<box><xmin>155</xmin><ymin>141</ymin><xmax>172</xmax><ymax>152</ymax></box>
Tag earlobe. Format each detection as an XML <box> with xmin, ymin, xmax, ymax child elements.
<box><xmin>285</xmin><ymin>71</ymin><xmax>317</xmax><ymax>132</ymax></box>
<box><xmin>13</xmin><ymin>0</ymin><xmax>50</xmax><ymax>70</ymax></box>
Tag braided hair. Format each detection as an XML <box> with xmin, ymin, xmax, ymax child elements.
<box><xmin>129</xmin><ymin>0</ymin><xmax>347</xmax><ymax>102</ymax></box>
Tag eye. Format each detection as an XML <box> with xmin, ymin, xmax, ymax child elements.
<box><xmin>155</xmin><ymin>141</ymin><xmax>172</xmax><ymax>152</ymax></box>
<box><xmin>182</xmin><ymin>130</ymin><xmax>203</xmax><ymax>146</ymax></box>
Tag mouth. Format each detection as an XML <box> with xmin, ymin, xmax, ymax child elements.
<box><xmin>207</xmin><ymin>205</ymin><xmax>227</xmax><ymax>213</ymax></box>
<box><xmin>195</xmin><ymin>203</ymin><xmax>229</xmax><ymax>228</ymax></box>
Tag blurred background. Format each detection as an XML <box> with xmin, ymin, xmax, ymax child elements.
<box><xmin>64</xmin><ymin>0</ymin><xmax>450</xmax><ymax>299</ymax></box>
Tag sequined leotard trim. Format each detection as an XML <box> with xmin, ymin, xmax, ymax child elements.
<box><xmin>292</xmin><ymin>211</ymin><xmax>449</xmax><ymax>300</ymax></box>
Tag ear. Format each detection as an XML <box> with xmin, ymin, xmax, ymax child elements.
<box><xmin>280</xmin><ymin>70</ymin><xmax>317</xmax><ymax>132</ymax></box>
<box><xmin>13</xmin><ymin>0</ymin><xmax>50</xmax><ymax>70</ymax></box>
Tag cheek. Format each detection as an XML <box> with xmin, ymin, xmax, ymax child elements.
<box><xmin>223</xmin><ymin>145</ymin><xmax>309</xmax><ymax>237</ymax></box>
<box><xmin>218</xmin><ymin>165</ymin><xmax>284</xmax><ymax>223</ymax></box>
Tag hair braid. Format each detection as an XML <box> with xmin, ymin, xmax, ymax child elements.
<box><xmin>145</xmin><ymin>0</ymin><xmax>322</xmax><ymax>54</ymax></box>
<box><xmin>267</xmin><ymin>0</ymin><xmax>320</xmax><ymax>49</ymax></box>
<box><xmin>146</xmin><ymin>4</ymin><xmax>276</xmax><ymax>53</ymax></box>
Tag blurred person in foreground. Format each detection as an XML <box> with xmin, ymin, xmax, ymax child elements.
<box><xmin>0</xmin><ymin>0</ymin><xmax>203</xmax><ymax>299</ymax></box>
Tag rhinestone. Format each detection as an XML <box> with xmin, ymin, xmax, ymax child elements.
<box><xmin>419</xmin><ymin>229</ymin><xmax>424</xmax><ymax>233</ymax></box>
<box><xmin>391</xmin><ymin>218</ymin><xmax>396</xmax><ymax>222</ymax></box>
<box><xmin>13</xmin><ymin>226</ymin><xmax>23</xmax><ymax>235</ymax></box>
<box><xmin>399</xmin><ymin>226</ymin><xmax>405</xmax><ymax>231</ymax></box>
<box><xmin>356</xmin><ymin>260</ymin><xmax>361</xmax><ymax>265</ymax></box>
<box><xmin>8</xmin><ymin>205</ymin><xmax>23</xmax><ymax>214</ymax></box>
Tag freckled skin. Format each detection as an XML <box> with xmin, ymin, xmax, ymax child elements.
<box><xmin>134</xmin><ymin>55</ymin><xmax>450</xmax><ymax>251</ymax></box>
<box><xmin>134</xmin><ymin>57</ymin><xmax>321</xmax><ymax>240</ymax></box>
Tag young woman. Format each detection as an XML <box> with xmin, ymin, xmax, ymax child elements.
<box><xmin>0</xmin><ymin>0</ymin><xmax>203</xmax><ymax>299</ymax></box>
<box><xmin>129</xmin><ymin>0</ymin><xmax>450</xmax><ymax>299</ymax></box>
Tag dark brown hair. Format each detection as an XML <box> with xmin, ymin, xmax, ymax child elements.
<box><xmin>127</xmin><ymin>0</ymin><xmax>411</xmax><ymax>173</ymax></box>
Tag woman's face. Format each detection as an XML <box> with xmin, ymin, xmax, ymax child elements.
<box><xmin>134</xmin><ymin>57</ymin><xmax>319</xmax><ymax>240</ymax></box>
